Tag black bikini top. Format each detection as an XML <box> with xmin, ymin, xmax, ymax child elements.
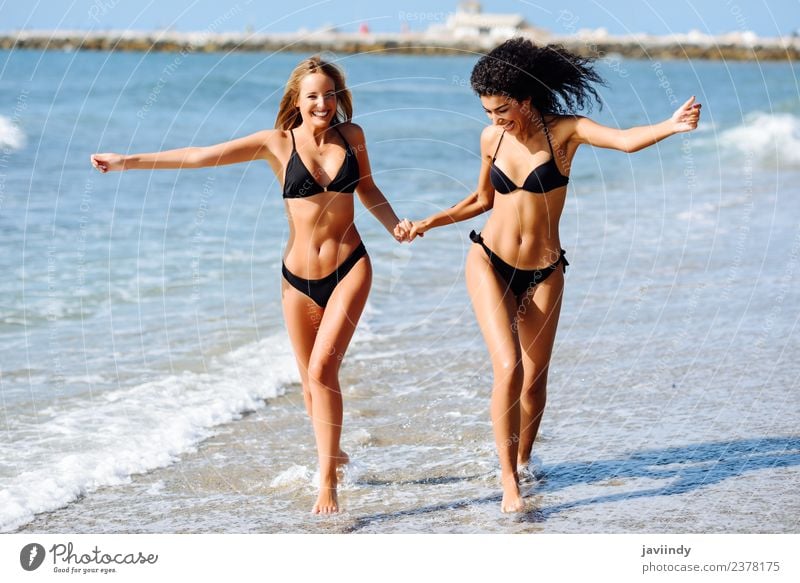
<box><xmin>489</xmin><ymin>116</ymin><xmax>569</xmax><ymax>195</ymax></box>
<box><xmin>282</xmin><ymin>126</ymin><xmax>360</xmax><ymax>199</ymax></box>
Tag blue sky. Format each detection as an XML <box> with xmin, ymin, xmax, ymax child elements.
<box><xmin>1</xmin><ymin>0</ymin><xmax>798</xmax><ymax>37</ymax></box>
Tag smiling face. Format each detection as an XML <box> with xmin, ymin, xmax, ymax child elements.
<box><xmin>480</xmin><ymin>94</ymin><xmax>533</xmax><ymax>136</ymax></box>
<box><xmin>295</xmin><ymin>72</ymin><xmax>337</xmax><ymax>130</ymax></box>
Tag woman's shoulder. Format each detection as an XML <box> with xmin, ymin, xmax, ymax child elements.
<box><xmin>543</xmin><ymin>113</ymin><xmax>581</xmax><ymax>127</ymax></box>
<box><xmin>480</xmin><ymin>124</ymin><xmax>504</xmax><ymax>149</ymax></box>
<box><xmin>263</xmin><ymin>128</ymin><xmax>293</xmax><ymax>153</ymax></box>
<box><xmin>335</xmin><ymin>121</ymin><xmax>365</xmax><ymax>144</ymax></box>
<box><xmin>258</xmin><ymin>127</ymin><xmax>290</xmax><ymax>144</ymax></box>
<box><xmin>543</xmin><ymin>114</ymin><xmax>583</xmax><ymax>143</ymax></box>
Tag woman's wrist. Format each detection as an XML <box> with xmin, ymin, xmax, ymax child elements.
<box><xmin>665</xmin><ymin>117</ymin><xmax>680</xmax><ymax>136</ymax></box>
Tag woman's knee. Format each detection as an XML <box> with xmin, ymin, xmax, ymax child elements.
<box><xmin>307</xmin><ymin>354</ymin><xmax>341</xmax><ymax>390</ymax></box>
<box><xmin>522</xmin><ymin>365</ymin><xmax>549</xmax><ymax>394</ymax></box>
<box><xmin>491</xmin><ymin>345</ymin><xmax>522</xmax><ymax>373</ymax></box>
<box><xmin>492</xmin><ymin>357</ymin><xmax>523</xmax><ymax>391</ymax></box>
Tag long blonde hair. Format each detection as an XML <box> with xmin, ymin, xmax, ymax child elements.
<box><xmin>275</xmin><ymin>56</ymin><xmax>353</xmax><ymax>130</ymax></box>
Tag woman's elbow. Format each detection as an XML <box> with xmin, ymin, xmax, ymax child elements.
<box><xmin>617</xmin><ymin>131</ymin><xmax>643</xmax><ymax>154</ymax></box>
<box><xmin>357</xmin><ymin>189</ymin><xmax>384</xmax><ymax>207</ymax></box>
<box><xmin>625</xmin><ymin>143</ymin><xmax>647</xmax><ymax>154</ymax></box>
<box><xmin>190</xmin><ymin>147</ymin><xmax>222</xmax><ymax>168</ymax></box>
<box><xmin>476</xmin><ymin>191</ymin><xmax>494</xmax><ymax>211</ymax></box>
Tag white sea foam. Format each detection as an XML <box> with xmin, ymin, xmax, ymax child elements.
<box><xmin>0</xmin><ymin>333</ymin><xmax>297</xmax><ymax>532</ymax></box>
<box><xmin>0</xmin><ymin>116</ymin><xmax>25</xmax><ymax>150</ymax></box>
<box><xmin>718</xmin><ymin>112</ymin><xmax>800</xmax><ymax>166</ymax></box>
<box><xmin>269</xmin><ymin>464</ymin><xmax>312</xmax><ymax>489</ymax></box>
<box><xmin>348</xmin><ymin>428</ymin><xmax>373</xmax><ymax>447</ymax></box>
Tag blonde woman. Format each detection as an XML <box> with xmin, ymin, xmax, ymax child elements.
<box><xmin>92</xmin><ymin>56</ymin><xmax>408</xmax><ymax>514</ymax></box>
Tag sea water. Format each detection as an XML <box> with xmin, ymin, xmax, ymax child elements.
<box><xmin>1</xmin><ymin>50</ymin><xmax>798</xmax><ymax>533</ymax></box>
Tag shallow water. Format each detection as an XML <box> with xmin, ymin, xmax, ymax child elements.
<box><xmin>1</xmin><ymin>51</ymin><xmax>799</xmax><ymax>533</ymax></box>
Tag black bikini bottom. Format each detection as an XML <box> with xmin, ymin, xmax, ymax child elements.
<box><xmin>282</xmin><ymin>241</ymin><xmax>368</xmax><ymax>308</ymax></box>
<box><xmin>470</xmin><ymin>230</ymin><xmax>567</xmax><ymax>298</ymax></box>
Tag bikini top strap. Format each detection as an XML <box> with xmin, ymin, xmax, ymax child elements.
<box><xmin>332</xmin><ymin>125</ymin><xmax>351</xmax><ymax>153</ymax></box>
<box><xmin>289</xmin><ymin>128</ymin><xmax>296</xmax><ymax>151</ymax></box>
<box><xmin>491</xmin><ymin>130</ymin><xmax>506</xmax><ymax>161</ymax></box>
<box><xmin>540</xmin><ymin>113</ymin><xmax>556</xmax><ymax>156</ymax></box>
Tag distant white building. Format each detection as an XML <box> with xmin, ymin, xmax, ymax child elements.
<box><xmin>429</xmin><ymin>1</ymin><xmax>527</xmax><ymax>39</ymax></box>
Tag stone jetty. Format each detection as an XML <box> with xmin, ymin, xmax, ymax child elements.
<box><xmin>1</xmin><ymin>29</ymin><xmax>797</xmax><ymax>61</ymax></box>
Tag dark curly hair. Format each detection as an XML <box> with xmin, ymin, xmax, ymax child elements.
<box><xmin>470</xmin><ymin>38</ymin><xmax>605</xmax><ymax>115</ymax></box>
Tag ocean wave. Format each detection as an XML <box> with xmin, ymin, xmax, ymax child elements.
<box><xmin>718</xmin><ymin>112</ymin><xmax>800</xmax><ymax>167</ymax></box>
<box><xmin>0</xmin><ymin>115</ymin><xmax>26</xmax><ymax>151</ymax></box>
<box><xmin>0</xmin><ymin>333</ymin><xmax>297</xmax><ymax>532</ymax></box>
<box><xmin>269</xmin><ymin>464</ymin><xmax>312</xmax><ymax>490</ymax></box>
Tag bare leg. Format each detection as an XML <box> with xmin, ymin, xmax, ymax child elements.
<box><xmin>465</xmin><ymin>246</ymin><xmax>525</xmax><ymax>513</ymax></box>
<box><xmin>516</xmin><ymin>268</ymin><xmax>564</xmax><ymax>469</ymax></box>
<box><xmin>282</xmin><ymin>281</ymin><xmax>322</xmax><ymax>417</ymax></box>
<box><xmin>282</xmin><ymin>285</ymin><xmax>350</xmax><ymax>466</ymax></box>
<box><xmin>306</xmin><ymin>256</ymin><xmax>371</xmax><ymax>514</ymax></box>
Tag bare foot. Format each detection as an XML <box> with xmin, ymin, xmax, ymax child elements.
<box><xmin>517</xmin><ymin>456</ymin><xmax>529</xmax><ymax>472</ymax></box>
<box><xmin>311</xmin><ymin>487</ymin><xmax>339</xmax><ymax>514</ymax></box>
<box><xmin>500</xmin><ymin>474</ymin><xmax>525</xmax><ymax>513</ymax></box>
<box><xmin>336</xmin><ymin>450</ymin><xmax>350</xmax><ymax>466</ymax></box>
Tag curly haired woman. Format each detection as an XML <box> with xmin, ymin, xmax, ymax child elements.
<box><xmin>405</xmin><ymin>38</ymin><xmax>701</xmax><ymax>512</ymax></box>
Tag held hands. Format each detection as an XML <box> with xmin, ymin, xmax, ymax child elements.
<box><xmin>671</xmin><ymin>96</ymin><xmax>702</xmax><ymax>133</ymax></box>
<box><xmin>393</xmin><ymin>218</ymin><xmax>426</xmax><ymax>243</ymax></box>
<box><xmin>90</xmin><ymin>153</ymin><xmax>125</xmax><ymax>173</ymax></box>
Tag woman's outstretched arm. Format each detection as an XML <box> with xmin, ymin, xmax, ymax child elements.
<box><xmin>90</xmin><ymin>129</ymin><xmax>277</xmax><ymax>172</ymax></box>
<box><xmin>408</xmin><ymin>125</ymin><xmax>497</xmax><ymax>240</ymax></box>
<box><xmin>571</xmin><ymin>96</ymin><xmax>701</xmax><ymax>153</ymax></box>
